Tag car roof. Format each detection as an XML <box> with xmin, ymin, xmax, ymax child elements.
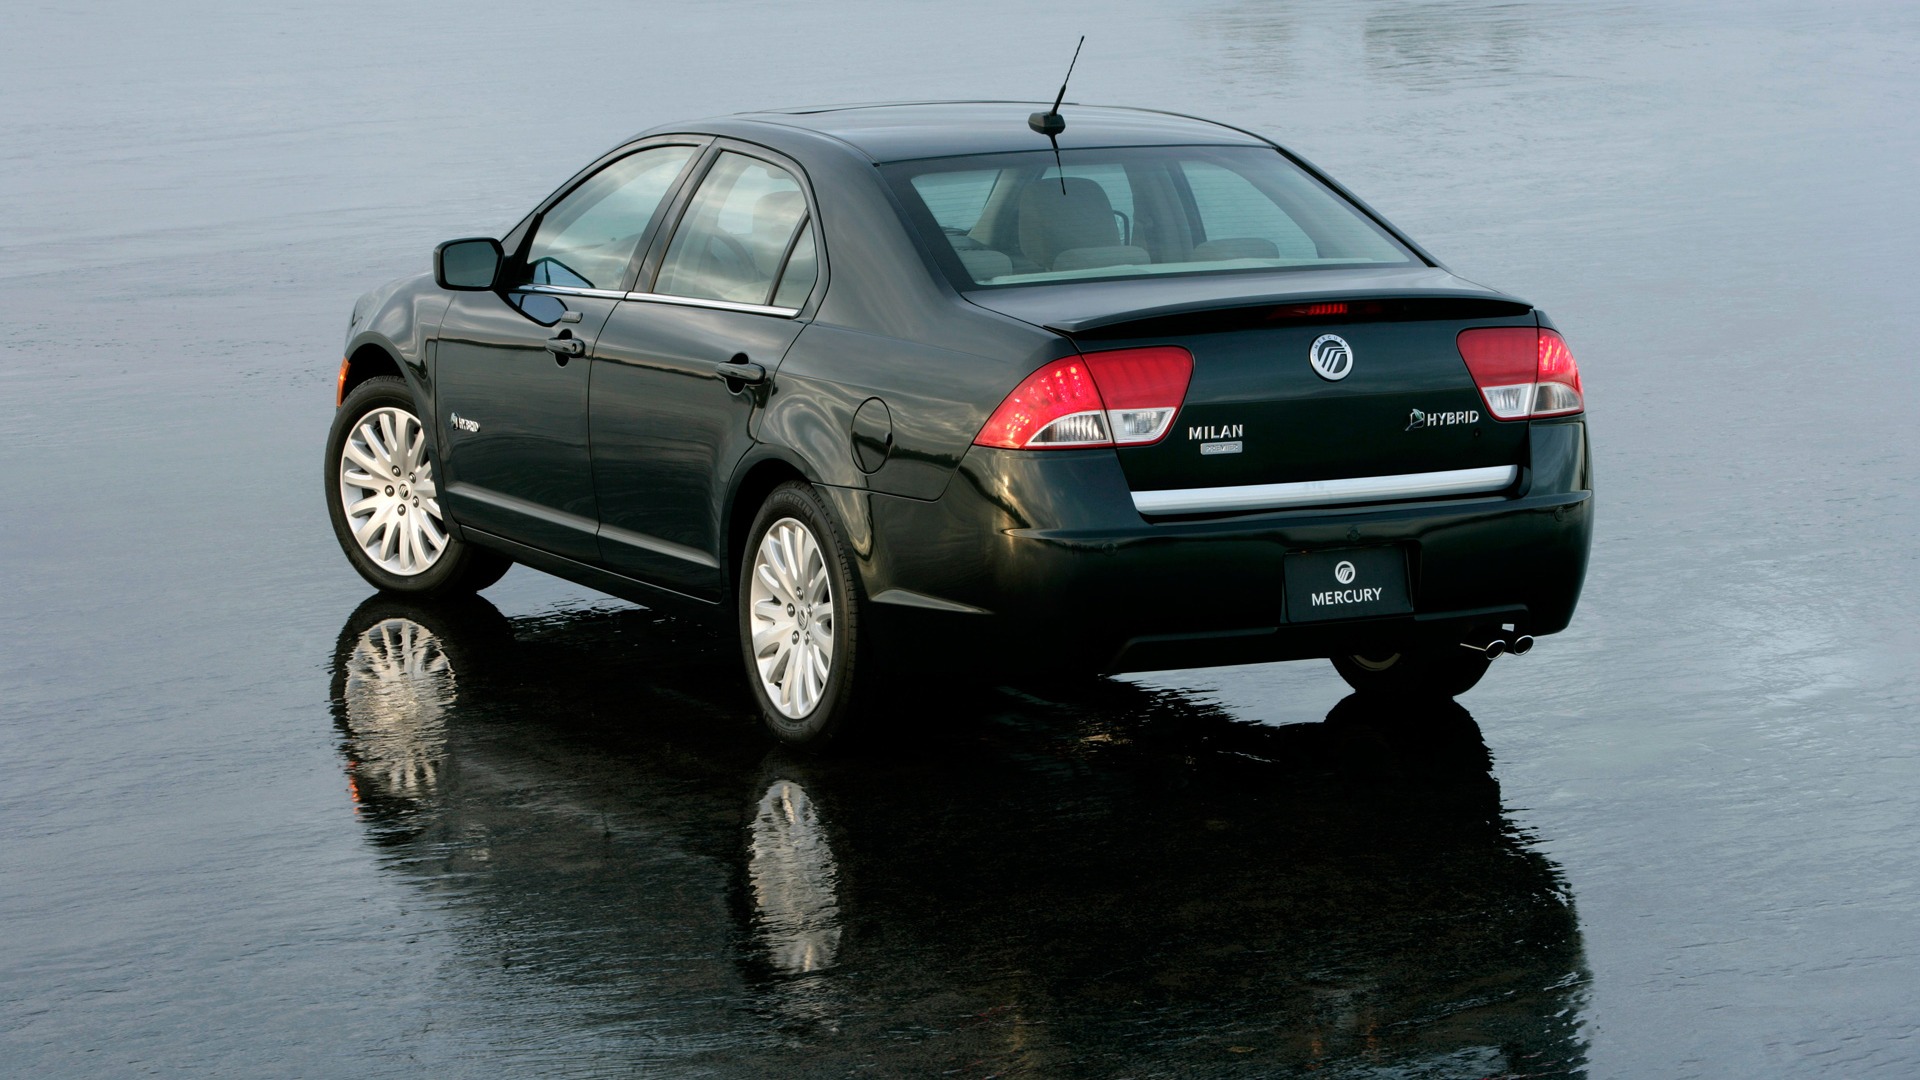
<box><xmin>641</xmin><ymin>101</ymin><xmax>1275</xmax><ymax>163</ymax></box>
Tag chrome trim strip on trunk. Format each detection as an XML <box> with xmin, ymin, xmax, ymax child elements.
<box><xmin>1130</xmin><ymin>465</ymin><xmax>1519</xmax><ymax>516</ymax></box>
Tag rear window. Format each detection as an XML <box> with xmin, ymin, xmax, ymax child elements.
<box><xmin>883</xmin><ymin>146</ymin><xmax>1416</xmax><ymax>288</ymax></box>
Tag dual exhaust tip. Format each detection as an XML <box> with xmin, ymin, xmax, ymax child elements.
<box><xmin>1462</xmin><ymin>632</ymin><xmax>1534</xmax><ymax>659</ymax></box>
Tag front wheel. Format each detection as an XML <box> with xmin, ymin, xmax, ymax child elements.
<box><xmin>325</xmin><ymin>375</ymin><xmax>510</xmax><ymax>597</ymax></box>
<box><xmin>739</xmin><ymin>482</ymin><xmax>867</xmax><ymax>747</ymax></box>
<box><xmin>1331</xmin><ymin>644</ymin><xmax>1493</xmax><ymax>698</ymax></box>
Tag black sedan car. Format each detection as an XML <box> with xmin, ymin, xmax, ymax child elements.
<box><xmin>325</xmin><ymin>101</ymin><xmax>1592</xmax><ymax>745</ymax></box>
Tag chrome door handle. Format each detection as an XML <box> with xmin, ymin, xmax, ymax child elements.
<box><xmin>545</xmin><ymin>336</ymin><xmax>586</xmax><ymax>357</ymax></box>
<box><xmin>715</xmin><ymin>360</ymin><xmax>766</xmax><ymax>384</ymax></box>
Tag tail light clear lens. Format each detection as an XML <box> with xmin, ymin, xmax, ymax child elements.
<box><xmin>975</xmin><ymin>347</ymin><xmax>1193</xmax><ymax>450</ymax></box>
<box><xmin>1083</xmin><ymin>346</ymin><xmax>1193</xmax><ymax>445</ymax></box>
<box><xmin>1456</xmin><ymin>327</ymin><xmax>1585</xmax><ymax>419</ymax></box>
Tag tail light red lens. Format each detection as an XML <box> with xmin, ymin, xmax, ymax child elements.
<box><xmin>973</xmin><ymin>357</ymin><xmax>1107</xmax><ymax>449</ymax></box>
<box><xmin>1456</xmin><ymin>327</ymin><xmax>1585</xmax><ymax>419</ymax></box>
<box><xmin>974</xmin><ymin>346</ymin><xmax>1194</xmax><ymax>450</ymax></box>
<box><xmin>1532</xmin><ymin>329</ymin><xmax>1584</xmax><ymax>416</ymax></box>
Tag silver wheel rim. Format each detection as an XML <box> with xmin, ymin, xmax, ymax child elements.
<box><xmin>339</xmin><ymin>405</ymin><xmax>447</xmax><ymax>576</ymax></box>
<box><xmin>1351</xmin><ymin>652</ymin><xmax>1402</xmax><ymax>672</ymax></box>
<box><xmin>748</xmin><ymin>517</ymin><xmax>835</xmax><ymax>719</ymax></box>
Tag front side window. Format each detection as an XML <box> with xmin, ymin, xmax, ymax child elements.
<box><xmin>654</xmin><ymin>152</ymin><xmax>814</xmax><ymax>307</ymax></box>
<box><xmin>884</xmin><ymin>145</ymin><xmax>1416</xmax><ymax>288</ymax></box>
<box><xmin>520</xmin><ymin>145</ymin><xmax>696</xmax><ymax>291</ymax></box>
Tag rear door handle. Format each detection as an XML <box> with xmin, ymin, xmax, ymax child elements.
<box><xmin>545</xmin><ymin>336</ymin><xmax>586</xmax><ymax>357</ymax></box>
<box><xmin>715</xmin><ymin>360</ymin><xmax>766</xmax><ymax>384</ymax></box>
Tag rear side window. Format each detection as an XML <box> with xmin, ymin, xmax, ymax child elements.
<box><xmin>771</xmin><ymin>228</ymin><xmax>817</xmax><ymax>309</ymax></box>
<box><xmin>654</xmin><ymin>151</ymin><xmax>815</xmax><ymax>307</ymax></box>
<box><xmin>521</xmin><ymin>145</ymin><xmax>695</xmax><ymax>291</ymax></box>
<box><xmin>886</xmin><ymin>145</ymin><xmax>1415</xmax><ymax>288</ymax></box>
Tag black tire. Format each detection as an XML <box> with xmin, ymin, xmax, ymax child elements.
<box><xmin>325</xmin><ymin>375</ymin><xmax>511</xmax><ymax>597</ymax></box>
<box><xmin>737</xmin><ymin>482</ymin><xmax>868</xmax><ymax>747</ymax></box>
<box><xmin>1331</xmin><ymin>644</ymin><xmax>1493</xmax><ymax>698</ymax></box>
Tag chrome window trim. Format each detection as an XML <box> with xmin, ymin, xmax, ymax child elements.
<box><xmin>514</xmin><ymin>284</ymin><xmax>630</xmax><ymax>301</ymax></box>
<box><xmin>1131</xmin><ymin>465</ymin><xmax>1520</xmax><ymax>516</ymax></box>
<box><xmin>509</xmin><ymin>284</ymin><xmax>801</xmax><ymax>318</ymax></box>
<box><xmin>624</xmin><ymin>291</ymin><xmax>801</xmax><ymax>318</ymax></box>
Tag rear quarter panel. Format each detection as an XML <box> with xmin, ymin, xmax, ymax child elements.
<box><xmin>756</xmin><ymin>137</ymin><xmax>1068</xmax><ymax>501</ymax></box>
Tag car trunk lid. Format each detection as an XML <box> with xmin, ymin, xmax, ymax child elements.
<box><xmin>967</xmin><ymin>271</ymin><xmax>1536</xmax><ymax>513</ymax></box>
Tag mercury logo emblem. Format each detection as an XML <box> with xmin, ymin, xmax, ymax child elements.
<box><xmin>1309</xmin><ymin>334</ymin><xmax>1354</xmax><ymax>381</ymax></box>
<box><xmin>1334</xmin><ymin>560</ymin><xmax>1357</xmax><ymax>585</ymax></box>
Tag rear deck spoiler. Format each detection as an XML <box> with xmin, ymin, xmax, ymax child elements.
<box><xmin>963</xmin><ymin>268</ymin><xmax>1533</xmax><ymax>336</ymax></box>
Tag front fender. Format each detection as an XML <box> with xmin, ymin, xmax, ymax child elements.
<box><xmin>343</xmin><ymin>272</ymin><xmax>452</xmax><ymax>413</ymax></box>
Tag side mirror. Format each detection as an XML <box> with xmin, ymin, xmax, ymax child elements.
<box><xmin>434</xmin><ymin>237</ymin><xmax>503</xmax><ymax>291</ymax></box>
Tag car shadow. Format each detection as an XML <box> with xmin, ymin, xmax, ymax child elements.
<box><xmin>327</xmin><ymin>593</ymin><xmax>1591</xmax><ymax>1078</ymax></box>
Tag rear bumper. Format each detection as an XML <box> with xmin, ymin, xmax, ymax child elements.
<box><xmin>853</xmin><ymin>419</ymin><xmax>1591</xmax><ymax>674</ymax></box>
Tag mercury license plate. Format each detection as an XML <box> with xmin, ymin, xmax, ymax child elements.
<box><xmin>1283</xmin><ymin>547</ymin><xmax>1412</xmax><ymax>623</ymax></box>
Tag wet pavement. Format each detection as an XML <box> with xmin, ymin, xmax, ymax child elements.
<box><xmin>2</xmin><ymin>2</ymin><xmax>1917</xmax><ymax>1077</ymax></box>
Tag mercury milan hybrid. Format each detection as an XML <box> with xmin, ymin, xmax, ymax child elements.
<box><xmin>324</xmin><ymin>101</ymin><xmax>1593</xmax><ymax>745</ymax></box>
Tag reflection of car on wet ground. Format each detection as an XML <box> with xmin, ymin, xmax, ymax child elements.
<box><xmin>324</xmin><ymin>101</ymin><xmax>1593</xmax><ymax>744</ymax></box>
<box><xmin>328</xmin><ymin>595</ymin><xmax>1589</xmax><ymax>1076</ymax></box>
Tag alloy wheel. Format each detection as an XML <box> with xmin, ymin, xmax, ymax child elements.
<box><xmin>748</xmin><ymin>517</ymin><xmax>836</xmax><ymax>718</ymax></box>
<box><xmin>338</xmin><ymin>406</ymin><xmax>446</xmax><ymax>576</ymax></box>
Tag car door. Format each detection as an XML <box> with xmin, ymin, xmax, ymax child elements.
<box><xmin>435</xmin><ymin>141</ymin><xmax>700</xmax><ymax>561</ymax></box>
<box><xmin>587</xmin><ymin>146</ymin><xmax>823</xmax><ymax>598</ymax></box>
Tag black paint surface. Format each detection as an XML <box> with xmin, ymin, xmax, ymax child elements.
<box><xmin>2</xmin><ymin>2</ymin><xmax>1916</xmax><ymax>1076</ymax></box>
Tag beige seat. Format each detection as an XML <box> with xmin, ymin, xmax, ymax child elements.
<box><xmin>1017</xmin><ymin>177</ymin><xmax>1128</xmax><ymax>271</ymax></box>
<box><xmin>1192</xmin><ymin>237</ymin><xmax>1281</xmax><ymax>261</ymax></box>
<box><xmin>958</xmin><ymin>248</ymin><xmax>1014</xmax><ymax>280</ymax></box>
<box><xmin>1052</xmin><ymin>245</ymin><xmax>1150</xmax><ymax>272</ymax></box>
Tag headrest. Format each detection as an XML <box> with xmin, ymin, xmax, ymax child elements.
<box><xmin>1017</xmin><ymin>177</ymin><xmax>1120</xmax><ymax>270</ymax></box>
<box><xmin>1192</xmin><ymin>237</ymin><xmax>1281</xmax><ymax>261</ymax></box>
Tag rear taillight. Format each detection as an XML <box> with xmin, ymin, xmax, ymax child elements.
<box><xmin>973</xmin><ymin>346</ymin><xmax>1194</xmax><ymax>450</ymax></box>
<box><xmin>1085</xmin><ymin>347</ymin><xmax>1194</xmax><ymax>445</ymax></box>
<box><xmin>1456</xmin><ymin>327</ymin><xmax>1585</xmax><ymax>419</ymax></box>
<box><xmin>1532</xmin><ymin>330</ymin><xmax>1583</xmax><ymax>415</ymax></box>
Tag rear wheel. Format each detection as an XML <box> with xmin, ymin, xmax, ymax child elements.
<box><xmin>1331</xmin><ymin>644</ymin><xmax>1493</xmax><ymax>698</ymax></box>
<box><xmin>739</xmin><ymin>483</ymin><xmax>866</xmax><ymax>747</ymax></box>
<box><xmin>325</xmin><ymin>376</ymin><xmax>510</xmax><ymax>597</ymax></box>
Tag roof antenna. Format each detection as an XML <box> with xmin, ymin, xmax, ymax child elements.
<box><xmin>1029</xmin><ymin>35</ymin><xmax>1084</xmax><ymax>193</ymax></box>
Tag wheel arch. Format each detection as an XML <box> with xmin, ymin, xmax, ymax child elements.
<box><xmin>339</xmin><ymin>341</ymin><xmax>405</xmax><ymax>406</ymax></box>
<box><xmin>725</xmin><ymin>454</ymin><xmax>816</xmax><ymax>594</ymax></box>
